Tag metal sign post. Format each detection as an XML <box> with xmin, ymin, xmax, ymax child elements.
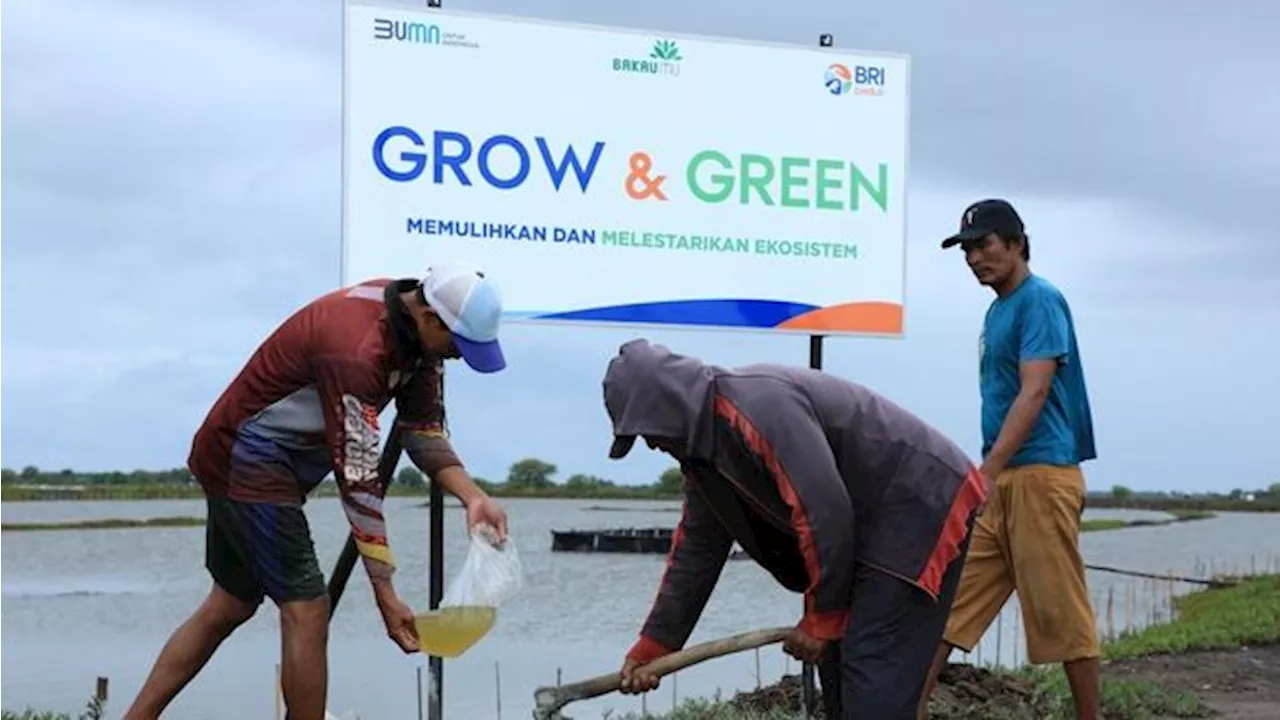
<box><xmin>801</xmin><ymin>335</ymin><xmax>823</xmax><ymax>715</ymax></box>
<box><xmin>799</xmin><ymin>31</ymin><xmax>837</xmax><ymax>717</ymax></box>
<box><xmin>421</xmin><ymin>2</ymin><xmax>446</xmax><ymax>713</ymax></box>
<box><xmin>428</xmin><ymin>459</ymin><xmax>445</xmax><ymax>720</ymax></box>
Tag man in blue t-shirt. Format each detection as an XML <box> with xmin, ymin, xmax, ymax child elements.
<box><xmin>918</xmin><ymin>199</ymin><xmax>1101</xmax><ymax>720</ymax></box>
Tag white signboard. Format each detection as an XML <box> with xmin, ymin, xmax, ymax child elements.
<box><xmin>342</xmin><ymin>0</ymin><xmax>911</xmax><ymax>337</ymax></box>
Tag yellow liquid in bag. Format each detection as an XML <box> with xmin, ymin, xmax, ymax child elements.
<box><xmin>413</xmin><ymin>606</ymin><xmax>497</xmax><ymax>658</ymax></box>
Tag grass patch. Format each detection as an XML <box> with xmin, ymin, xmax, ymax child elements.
<box><xmin>2</xmin><ymin>694</ymin><xmax>106</xmax><ymax>720</ymax></box>
<box><xmin>1079</xmin><ymin>511</ymin><xmax>1216</xmax><ymax>534</ymax></box>
<box><xmin>0</xmin><ymin>516</ymin><xmax>206</xmax><ymax>532</ymax></box>
<box><xmin>1104</xmin><ymin>573</ymin><xmax>1280</xmax><ymax>659</ymax></box>
<box><xmin>1014</xmin><ymin>666</ymin><xmax>1209</xmax><ymax>719</ymax></box>
<box><xmin>630</xmin><ymin>575</ymin><xmax>1279</xmax><ymax>720</ymax></box>
<box><xmin>1080</xmin><ymin>519</ymin><xmax>1130</xmax><ymax>532</ymax></box>
<box><xmin>1094</xmin><ymin>677</ymin><xmax>1208</xmax><ymax>718</ymax></box>
<box><xmin>1012</xmin><ymin>573</ymin><xmax>1280</xmax><ymax>718</ymax></box>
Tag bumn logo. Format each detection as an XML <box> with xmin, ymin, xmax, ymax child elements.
<box><xmin>374</xmin><ymin>18</ymin><xmax>441</xmax><ymax>45</ymax></box>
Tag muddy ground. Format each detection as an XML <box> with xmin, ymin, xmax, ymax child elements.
<box><xmin>1106</xmin><ymin>644</ymin><xmax>1280</xmax><ymax>719</ymax></box>
<box><xmin>724</xmin><ymin>643</ymin><xmax>1280</xmax><ymax>719</ymax></box>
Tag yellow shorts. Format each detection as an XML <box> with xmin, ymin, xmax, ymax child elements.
<box><xmin>941</xmin><ymin>463</ymin><xmax>1100</xmax><ymax>664</ymax></box>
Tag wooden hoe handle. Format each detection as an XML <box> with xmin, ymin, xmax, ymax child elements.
<box><xmin>531</xmin><ymin>626</ymin><xmax>790</xmax><ymax>719</ymax></box>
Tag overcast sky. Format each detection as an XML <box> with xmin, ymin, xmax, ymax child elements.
<box><xmin>3</xmin><ymin>0</ymin><xmax>1277</xmax><ymax>494</ymax></box>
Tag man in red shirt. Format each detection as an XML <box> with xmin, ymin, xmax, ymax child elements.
<box><xmin>124</xmin><ymin>261</ymin><xmax>511</xmax><ymax>720</ymax></box>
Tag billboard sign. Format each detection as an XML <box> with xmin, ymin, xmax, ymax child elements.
<box><xmin>342</xmin><ymin>0</ymin><xmax>911</xmax><ymax>336</ymax></box>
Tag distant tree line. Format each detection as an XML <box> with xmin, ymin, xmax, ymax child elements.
<box><xmin>1089</xmin><ymin>482</ymin><xmax>1280</xmax><ymax>513</ymax></box>
<box><xmin>394</xmin><ymin>458</ymin><xmax>685</xmax><ymax>499</ymax></box>
<box><xmin>9</xmin><ymin>462</ymin><xmax>1277</xmax><ymax>510</ymax></box>
<box><xmin>1</xmin><ymin>466</ymin><xmax>198</xmax><ymax>486</ymax></box>
<box><xmin>2</xmin><ymin>460</ymin><xmax>687</xmax><ymax>500</ymax></box>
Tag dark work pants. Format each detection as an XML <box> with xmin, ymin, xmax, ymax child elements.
<box><xmin>817</xmin><ymin>527</ymin><xmax>974</xmax><ymax>720</ymax></box>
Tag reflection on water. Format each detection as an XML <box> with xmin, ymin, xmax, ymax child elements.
<box><xmin>3</xmin><ymin>498</ymin><xmax>1279</xmax><ymax>719</ymax></box>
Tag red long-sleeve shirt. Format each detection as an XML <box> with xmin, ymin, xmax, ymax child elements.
<box><xmin>188</xmin><ymin>278</ymin><xmax>462</xmax><ymax>576</ymax></box>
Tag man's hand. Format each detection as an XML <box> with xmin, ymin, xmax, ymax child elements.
<box><xmin>783</xmin><ymin>626</ymin><xmax>826</xmax><ymax>665</ymax></box>
<box><xmin>976</xmin><ymin>461</ymin><xmax>1000</xmax><ymax>511</ymax></box>
<box><xmin>465</xmin><ymin>495</ymin><xmax>509</xmax><ymax>543</ymax></box>
<box><xmin>434</xmin><ymin>466</ymin><xmax>509</xmax><ymax>542</ymax></box>
<box><xmin>619</xmin><ymin>657</ymin><xmax>661</xmax><ymax>695</ymax></box>
<box><xmin>374</xmin><ymin>584</ymin><xmax>420</xmax><ymax>654</ymax></box>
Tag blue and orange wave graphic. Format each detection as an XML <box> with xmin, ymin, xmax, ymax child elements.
<box><xmin>507</xmin><ymin>299</ymin><xmax>903</xmax><ymax>333</ymax></box>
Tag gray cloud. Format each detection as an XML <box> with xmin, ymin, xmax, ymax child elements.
<box><xmin>3</xmin><ymin>0</ymin><xmax>1278</xmax><ymax>494</ymax></box>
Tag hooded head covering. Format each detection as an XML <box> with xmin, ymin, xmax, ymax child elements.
<box><xmin>602</xmin><ymin>339</ymin><xmax>718</xmax><ymax>460</ymax></box>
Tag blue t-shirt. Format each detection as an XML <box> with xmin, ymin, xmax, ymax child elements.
<box><xmin>979</xmin><ymin>274</ymin><xmax>1096</xmax><ymax>467</ymax></box>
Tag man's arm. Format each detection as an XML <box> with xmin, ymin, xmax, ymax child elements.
<box><xmin>393</xmin><ymin>359</ymin><xmax>493</xmax><ymax>509</ymax></box>
<box><xmin>313</xmin><ymin>354</ymin><xmax>399</xmax><ymax>594</ymax></box>
<box><xmin>714</xmin><ymin>377</ymin><xmax>856</xmax><ymax>643</ymax></box>
<box><xmin>981</xmin><ymin>293</ymin><xmax>1071</xmax><ymax>477</ymax></box>
<box><xmin>628</xmin><ymin>468</ymin><xmax>734</xmax><ymax>665</ymax></box>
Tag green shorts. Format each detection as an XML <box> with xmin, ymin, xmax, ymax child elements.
<box><xmin>205</xmin><ymin>496</ymin><xmax>326</xmax><ymax>605</ymax></box>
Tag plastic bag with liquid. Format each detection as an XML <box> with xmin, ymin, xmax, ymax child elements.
<box><xmin>415</xmin><ymin>524</ymin><xmax>522</xmax><ymax>657</ymax></box>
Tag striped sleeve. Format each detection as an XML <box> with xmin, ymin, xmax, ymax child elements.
<box><xmin>395</xmin><ymin>358</ymin><xmax>463</xmax><ymax>476</ymax></box>
<box><xmin>629</xmin><ymin>471</ymin><xmax>734</xmax><ymax>662</ymax></box>
<box><xmin>713</xmin><ymin>381</ymin><xmax>856</xmax><ymax>641</ymax></box>
<box><xmin>314</xmin><ymin>354</ymin><xmax>396</xmax><ymax>578</ymax></box>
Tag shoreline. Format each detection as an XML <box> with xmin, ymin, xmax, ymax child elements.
<box><xmin>610</xmin><ymin>573</ymin><xmax>1280</xmax><ymax>719</ymax></box>
<box><xmin>0</xmin><ymin>506</ymin><xmax>1219</xmax><ymax>535</ymax></box>
<box><xmin>0</xmin><ymin>510</ymin><xmax>1218</xmax><ymax>535</ymax></box>
<box><xmin>3</xmin><ymin>485</ymin><xmax>1276</xmax><ymax>516</ymax></box>
<box><xmin>0</xmin><ymin>484</ymin><xmax>683</xmax><ymax>503</ymax></box>
<box><xmin>0</xmin><ymin>516</ymin><xmax>206</xmax><ymax>532</ymax></box>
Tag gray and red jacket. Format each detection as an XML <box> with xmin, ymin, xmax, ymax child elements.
<box><xmin>602</xmin><ymin>339</ymin><xmax>987</xmax><ymax>663</ymax></box>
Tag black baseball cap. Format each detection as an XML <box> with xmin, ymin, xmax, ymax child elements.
<box><xmin>940</xmin><ymin>199</ymin><xmax>1025</xmax><ymax>249</ymax></box>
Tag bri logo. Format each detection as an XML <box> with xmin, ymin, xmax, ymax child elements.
<box><xmin>823</xmin><ymin>62</ymin><xmax>886</xmax><ymax>97</ymax></box>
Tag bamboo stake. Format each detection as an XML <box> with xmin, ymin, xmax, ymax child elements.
<box><xmin>1106</xmin><ymin>586</ymin><xmax>1115</xmax><ymax>641</ymax></box>
<box><xmin>1125</xmin><ymin>580</ymin><xmax>1135</xmax><ymax>635</ymax></box>
<box><xmin>1012</xmin><ymin>604</ymin><xmax>1021</xmax><ymax>668</ymax></box>
<box><xmin>495</xmin><ymin>661</ymin><xmax>502</xmax><ymax>720</ymax></box>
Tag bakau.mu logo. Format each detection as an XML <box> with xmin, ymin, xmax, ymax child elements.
<box><xmin>612</xmin><ymin>39</ymin><xmax>683</xmax><ymax>77</ymax></box>
<box><xmin>372</xmin><ymin>17</ymin><xmax>478</xmax><ymax>49</ymax></box>
<box><xmin>824</xmin><ymin>62</ymin><xmax>885</xmax><ymax>96</ymax></box>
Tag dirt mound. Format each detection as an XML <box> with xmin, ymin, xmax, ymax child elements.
<box><xmin>722</xmin><ymin>645</ymin><xmax>1280</xmax><ymax>719</ymax></box>
<box><xmin>726</xmin><ymin>664</ymin><xmax>1050</xmax><ymax>719</ymax></box>
<box><xmin>926</xmin><ymin>663</ymin><xmax>1052</xmax><ymax>719</ymax></box>
<box><xmin>726</xmin><ymin>673</ymin><xmax>808</xmax><ymax>715</ymax></box>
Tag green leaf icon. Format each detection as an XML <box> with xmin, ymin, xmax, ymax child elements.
<box><xmin>649</xmin><ymin>39</ymin><xmax>682</xmax><ymax>61</ymax></box>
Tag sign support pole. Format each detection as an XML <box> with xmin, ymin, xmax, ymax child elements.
<box><xmin>421</xmin><ymin>0</ymin><xmax>446</xmax><ymax>714</ymax></box>
<box><xmin>801</xmin><ymin>336</ymin><xmax>823</xmax><ymax>716</ymax></box>
<box><xmin>802</xmin><ymin>31</ymin><xmax>835</xmax><ymax>720</ymax></box>
<box><xmin>428</xmin><ymin>457</ymin><xmax>445</xmax><ymax>720</ymax></box>
<box><xmin>334</xmin><ymin>6</ymin><xmax>454</xmax><ymax>720</ymax></box>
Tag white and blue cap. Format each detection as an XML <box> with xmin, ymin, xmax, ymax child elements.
<box><xmin>419</xmin><ymin>260</ymin><xmax>506</xmax><ymax>373</ymax></box>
